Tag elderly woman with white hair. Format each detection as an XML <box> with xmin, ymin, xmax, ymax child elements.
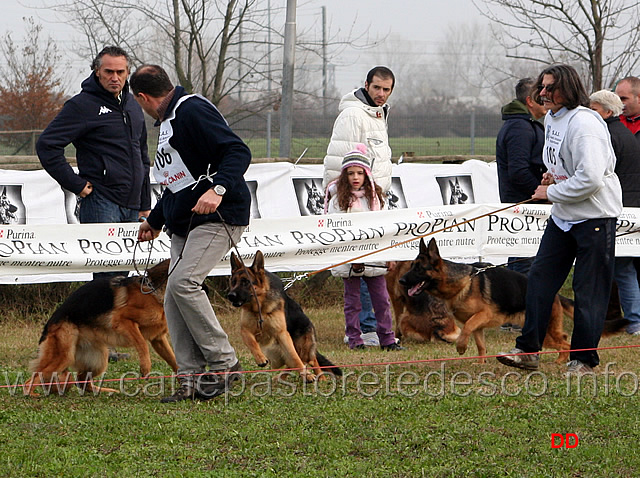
<box><xmin>590</xmin><ymin>89</ymin><xmax>640</xmax><ymax>335</ymax></box>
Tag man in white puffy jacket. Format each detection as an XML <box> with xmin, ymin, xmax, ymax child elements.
<box><xmin>323</xmin><ymin>66</ymin><xmax>394</xmax><ymax>193</ymax></box>
<box><xmin>323</xmin><ymin>66</ymin><xmax>395</xmax><ymax>343</ymax></box>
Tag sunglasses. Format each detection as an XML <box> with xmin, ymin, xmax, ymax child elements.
<box><xmin>537</xmin><ymin>83</ymin><xmax>557</xmax><ymax>94</ymax></box>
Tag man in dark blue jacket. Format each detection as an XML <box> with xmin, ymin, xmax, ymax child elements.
<box><xmin>496</xmin><ymin>78</ymin><xmax>547</xmax><ymax>205</ymax></box>
<box><xmin>132</xmin><ymin>64</ymin><xmax>251</xmax><ymax>403</ymax></box>
<box><xmin>37</xmin><ymin>46</ymin><xmax>151</xmax><ymax>277</ymax></box>
<box><xmin>495</xmin><ymin>78</ymin><xmax>548</xmax><ymax>331</ymax></box>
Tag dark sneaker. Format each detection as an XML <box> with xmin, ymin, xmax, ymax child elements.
<box><xmin>497</xmin><ymin>348</ymin><xmax>539</xmax><ymax>370</ymax></box>
<box><xmin>510</xmin><ymin>324</ymin><xmax>522</xmax><ymax>332</ymax></box>
<box><xmin>160</xmin><ymin>382</ymin><xmax>196</xmax><ymax>403</ymax></box>
<box><xmin>500</xmin><ymin>323</ymin><xmax>513</xmax><ymax>332</ymax></box>
<box><xmin>381</xmin><ymin>342</ymin><xmax>405</xmax><ymax>351</ymax></box>
<box><xmin>195</xmin><ymin>361</ymin><xmax>243</xmax><ymax>401</ymax></box>
<box><xmin>565</xmin><ymin>360</ymin><xmax>594</xmax><ymax>377</ymax></box>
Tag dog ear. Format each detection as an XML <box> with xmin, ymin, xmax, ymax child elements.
<box><xmin>419</xmin><ymin>237</ymin><xmax>428</xmax><ymax>255</ymax></box>
<box><xmin>230</xmin><ymin>252</ymin><xmax>241</xmax><ymax>271</ymax></box>
<box><xmin>427</xmin><ymin>238</ymin><xmax>442</xmax><ymax>265</ymax></box>
<box><xmin>251</xmin><ymin>250</ymin><xmax>265</xmax><ymax>271</ymax></box>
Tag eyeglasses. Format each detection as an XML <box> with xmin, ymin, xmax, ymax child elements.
<box><xmin>537</xmin><ymin>83</ymin><xmax>556</xmax><ymax>94</ymax></box>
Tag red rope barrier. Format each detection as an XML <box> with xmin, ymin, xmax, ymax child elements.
<box><xmin>4</xmin><ymin>342</ymin><xmax>640</xmax><ymax>392</ymax></box>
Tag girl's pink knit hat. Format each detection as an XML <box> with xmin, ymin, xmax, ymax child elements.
<box><xmin>341</xmin><ymin>143</ymin><xmax>372</xmax><ymax>173</ymax></box>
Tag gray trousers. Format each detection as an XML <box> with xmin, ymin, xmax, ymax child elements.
<box><xmin>165</xmin><ymin>222</ymin><xmax>243</xmax><ymax>385</ymax></box>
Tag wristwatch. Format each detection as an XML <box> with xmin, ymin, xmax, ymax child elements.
<box><xmin>213</xmin><ymin>184</ymin><xmax>226</xmax><ymax>196</ymax></box>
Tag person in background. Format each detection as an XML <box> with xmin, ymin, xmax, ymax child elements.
<box><xmin>590</xmin><ymin>89</ymin><xmax>640</xmax><ymax>336</ymax></box>
<box><xmin>615</xmin><ymin>77</ymin><xmax>640</xmax><ymax>140</ymax></box>
<box><xmin>498</xmin><ymin>64</ymin><xmax>622</xmax><ymax>376</ymax></box>
<box><xmin>325</xmin><ymin>144</ymin><xmax>403</xmax><ymax>352</ymax></box>
<box><xmin>132</xmin><ymin>64</ymin><xmax>250</xmax><ymax>403</ymax></box>
<box><xmin>495</xmin><ymin>77</ymin><xmax>548</xmax><ymax>332</ymax></box>
<box><xmin>37</xmin><ymin>46</ymin><xmax>151</xmax><ymax>280</ymax></box>
<box><xmin>37</xmin><ymin>46</ymin><xmax>151</xmax><ymax>363</ymax></box>
<box><xmin>323</xmin><ymin>66</ymin><xmax>395</xmax><ymax>345</ymax></box>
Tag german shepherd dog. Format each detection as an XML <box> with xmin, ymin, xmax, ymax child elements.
<box><xmin>400</xmin><ymin>238</ymin><xmax>572</xmax><ymax>364</ymax></box>
<box><xmin>385</xmin><ymin>261</ymin><xmax>461</xmax><ymax>343</ymax></box>
<box><xmin>25</xmin><ymin>260</ymin><xmax>178</xmax><ymax>396</ymax></box>
<box><xmin>227</xmin><ymin>251</ymin><xmax>342</xmax><ymax>382</ymax></box>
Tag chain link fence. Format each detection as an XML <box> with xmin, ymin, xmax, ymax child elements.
<box><xmin>0</xmin><ymin>111</ymin><xmax>503</xmax><ymax>162</ymax></box>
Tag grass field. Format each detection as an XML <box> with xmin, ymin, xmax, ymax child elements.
<box><xmin>2</xmin><ymin>277</ymin><xmax>640</xmax><ymax>477</ymax></box>
<box><xmin>242</xmin><ymin>137</ymin><xmax>497</xmax><ymax>160</ymax></box>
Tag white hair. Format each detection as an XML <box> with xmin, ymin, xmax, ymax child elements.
<box><xmin>589</xmin><ymin>89</ymin><xmax>623</xmax><ymax>117</ymax></box>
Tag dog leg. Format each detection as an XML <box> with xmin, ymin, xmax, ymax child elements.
<box><xmin>544</xmin><ymin>297</ymin><xmax>571</xmax><ymax>364</ymax></box>
<box><xmin>240</xmin><ymin>327</ymin><xmax>269</xmax><ymax>367</ymax></box>
<box><xmin>111</xmin><ymin>317</ymin><xmax>153</xmax><ymax>376</ymax></box>
<box><xmin>150</xmin><ymin>335</ymin><xmax>178</xmax><ymax>372</ymax></box>
<box><xmin>455</xmin><ymin>313</ymin><xmax>490</xmax><ymax>361</ymax></box>
<box><xmin>277</xmin><ymin>332</ymin><xmax>315</xmax><ymax>382</ymax></box>
<box><xmin>471</xmin><ymin>330</ymin><xmax>487</xmax><ymax>364</ymax></box>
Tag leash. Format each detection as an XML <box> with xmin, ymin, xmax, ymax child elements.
<box><xmin>132</xmin><ymin>213</ymin><xmax>196</xmax><ymax>295</ymax></box>
<box><xmin>217</xmin><ymin>212</ymin><xmax>265</xmax><ymax>332</ymax></box>
<box><xmin>282</xmin><ymin>199</ymin><xmax>536</xmax><ymax>289</ymax></box>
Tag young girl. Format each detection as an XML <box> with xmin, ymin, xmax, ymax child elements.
<box><xmin>324</xmin><ymin>144</ymin><xmax>403</xmax><ymax>351</ymax></box>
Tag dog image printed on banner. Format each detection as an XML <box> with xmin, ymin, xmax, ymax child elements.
<box><xmin>227</xmin><ymin>251</ymin><xmax>342</xmax><ymax>382</ymax></box>
<box><xmin>399</xmin><ymin>238</ymin><xmax>572</xmax><ymax>364</ymax></box>
<box><xmin>385</xmin><ymin>261</ymin><xmax>461</xmax><ymax>343</ymax></box>
<box><xmin>24</xmin><ymin>260</ymin><xmax>178</xmax><ymax>396</ymax></box>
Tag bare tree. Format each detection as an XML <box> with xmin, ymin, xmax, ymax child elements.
<box><xmin>474</xmin><ymin>0</ymin><xmax>640</xmax><ymax>90</ymax></box>
<box><xmin>0</xmin><ymin>17</ymin><xmax>65</xmax><ymax>131</ymax></box>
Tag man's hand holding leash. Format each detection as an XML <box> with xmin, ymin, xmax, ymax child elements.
<box><xmin>192</xmin><ymin>189</ymin><xmax>222</xmax><ymax>215</ymax></box>
<box><xmin>532</xmin><ymin>172</ymin><xmax>555</xmax><ymax>202</ymax></box>
<box><xmin>138</xmin><ymin>220</ymin><xmax>160</xmax><ymax>242</ymax></box>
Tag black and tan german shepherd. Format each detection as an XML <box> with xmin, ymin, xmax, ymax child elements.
<box><xmin>385</xmin><ymin>260</ymin><xmax>461</xmax><ymax>343</ymax></box>
<box><xmin>25</xmin><ymin>260</ymin><xmax>178</xmax><ymax>396</ymax></box>
<box><xmin>399</xmin><ymin>238</ymin><xmax>572</xmax><ymax>364</ymax></box>
<box><xmin>227</xmin><ymin>251</ymin><xmax>342</xmax><ymax>382</ymax></box>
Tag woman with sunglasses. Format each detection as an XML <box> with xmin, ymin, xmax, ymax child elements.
<box><xmin>498</xmin><ymin>64</ymin><xmax>623</xmax><ymax>376</ymax></box>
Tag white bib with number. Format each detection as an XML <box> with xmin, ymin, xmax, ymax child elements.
<box><xmin>542</xmin><ymin>107</ymin><xmax>583</xmax><ymax>182</ymax></box>
<box><xmin>153</xmin><ymin>95</ymin><xmax>198</xmax><ymax>193</ymax></box>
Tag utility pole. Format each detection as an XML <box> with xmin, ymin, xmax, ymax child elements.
<box><xmin>322</xmin><ymin>6</ymin><xmax>327</xmax><ymax>119</ymax></box>
<box><xmin>266</xmin><ymin>0</ymin><xmax>272</xmax><ymax>158</ymax></box>
<box><xmin>279</xmin><ymin>0</ymin><xmax>296</xmax><ymax>158</ymax></box>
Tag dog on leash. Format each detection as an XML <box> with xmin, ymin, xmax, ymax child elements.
<box><xmin>399</xmin><ymin>238</ymin><xmax>573</xmax><ymax>364</ymax></box>
<box><xmin>385</xmin><ymin>261</ymin><xmax>461</xmax><ymax>343</ymax></box>
<box><xmin>25</xmin><ymin>260</ymin><xmax>178</xmax><ymax>396</ymax></box>
<box><xmin>227</xmin><ymin>250</ymin><xmax>342</xmax><ymax>382</ymax></box>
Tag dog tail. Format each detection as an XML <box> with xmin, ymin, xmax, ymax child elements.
<box><xmin>558</xmin><ymin>295</ymin><xmax>574</xmax><ymax>319</ymax></box>
<box><xmin>316</xmin><ymin>352</ymin><xmax>342</xmax><ymax>376</ymax></box>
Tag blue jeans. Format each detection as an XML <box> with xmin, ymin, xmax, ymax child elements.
<box><xmin>79</xmin><ymin>189</ymin><xmax>139</xmax><ymax>280</ymax></box>
<box><xmin>614</xmin><ymin>257</ymin><xmax>640</xmax><ymax>333</ymax></box>
<box><xmin>517</xmin><ymin>218</ymin><xmax>616</xmax><ymax>368</ymax></box>
<box><xmin>359</xmin><ymin>280</ymin><xmax>377</xmax><ymax>333</ymax></box>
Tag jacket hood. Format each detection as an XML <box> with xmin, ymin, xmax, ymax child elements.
<box><xmin>501</xmin><ymin>99</ymin><xmax>530</xmax><ymax>117</ymax></box>
<box><xmin>339</xmin><ymin>88</ymin><xmax>390</xmax><ymax>118</ymax></box>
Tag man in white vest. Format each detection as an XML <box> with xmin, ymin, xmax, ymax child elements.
<box><xmin>323</xmin><ymin>66</ymin><xmax>395</xmax><ymax>345</ymax></box>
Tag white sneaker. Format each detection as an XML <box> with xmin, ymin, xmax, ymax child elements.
<box><xmin>361</xmin><ymin>331</ymin><xmax>380</xmax><ymax>347</ymax></box>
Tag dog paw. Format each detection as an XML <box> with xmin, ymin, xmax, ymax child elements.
<box><xmin>456</xmin><ymin>343</ymin><xmax>467</xmax><ymax>355</ymax></box>
<box><xmin>301</xmin><ymin>373</ymin><xmax>317</xmax><ymax>383</ymax></box>
<box><xmin>257</xmin><ymin>360</ymin><xmax>269</xmax><ymax>367</ymax></box>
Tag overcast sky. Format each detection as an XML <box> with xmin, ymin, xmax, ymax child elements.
<box><xmin>1</xmin><ymin>0</ymin><xmax>489</xmax><ymax>94</ymax></box>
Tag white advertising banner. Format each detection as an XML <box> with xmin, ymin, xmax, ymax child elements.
<box><xmin>1</xmin><ymin>161</ymin><xmax>639</xmax><ymax>283</ymax></box>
